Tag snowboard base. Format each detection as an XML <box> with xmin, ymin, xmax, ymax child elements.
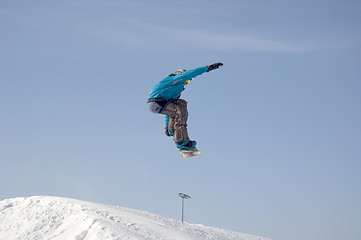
<box><xmin>180</xmin><ymin>148</ymin><xmax>201</xmax><ymax>158</ymax></box>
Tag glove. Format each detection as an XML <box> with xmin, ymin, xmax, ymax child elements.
<box><xmin>165</xmin><ymin>128</ymin><xmax>171</xmax><ymax>137</ymax></box>
<box><xmin>207</xmin><ymin>62</ymin><xmax>223</xmax><ymax>72</ymax></box>
<box><xmin>165</xmin><ymin>128</ymin><xmax>175</xmax><ymax>137</ymax></box>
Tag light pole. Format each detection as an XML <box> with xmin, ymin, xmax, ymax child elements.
<box><xmin>178</xmin><ymin>193</ymin><xmax>191</xmax><ymax>223</ymax></box>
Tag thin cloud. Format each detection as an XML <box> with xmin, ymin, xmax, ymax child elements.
<box><xmin>127</xmin><ymin>20</ymin><xmax>309</xmax><ymax>53</ymax></box>
<box><xmin>173</xmin><ymin>28</ymin><xmax>309</xmax><ymax>52</ymax></box>
<box><xmin>77</xmin><ymin>18</ymin><xmax>309</xmax><ymax>53</ymax></box>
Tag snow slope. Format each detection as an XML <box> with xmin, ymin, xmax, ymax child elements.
<box><xmin>0</xmin><ymin>196</ymin><xmax>270</xmax><ymax>240</ymax></box>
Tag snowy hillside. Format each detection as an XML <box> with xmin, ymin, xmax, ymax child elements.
<box><xmin>0</xmin><ymin>196</ymin><xmax>270</xmax><ymax>240</ymax></box>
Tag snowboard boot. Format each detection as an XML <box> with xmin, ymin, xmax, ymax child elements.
<box><xmin>176</xmin><ymin>139</ymin><xmax>197</xmax><ymax>150</ymax></box>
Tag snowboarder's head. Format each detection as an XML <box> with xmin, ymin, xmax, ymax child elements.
<box><xmin>175</xmin><ymin>69</ymin><xmax>187</xmax><ymax>75</ymax></box>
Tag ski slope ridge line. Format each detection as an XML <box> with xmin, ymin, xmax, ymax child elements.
<box><xmin>0</xmin><ymin>196</ymin><xmax>271</xmax><ymax>240</ymax></box>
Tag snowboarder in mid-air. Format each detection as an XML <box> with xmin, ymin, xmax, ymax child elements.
<box><xmin>147</xmin><ymin>62</ymin><xmax>223</xmax><ymax>158</ymax></box>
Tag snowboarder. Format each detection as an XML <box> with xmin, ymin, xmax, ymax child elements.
<box><xmin>147</xmin><ymin>62</ymin><xmax>223</xmax><ymax>152</ymax></box>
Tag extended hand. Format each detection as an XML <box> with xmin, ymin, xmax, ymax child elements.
<box><xmin>207</xmin><ymin>62</ymin><xmax>223</xmax><ymax>72</ymax></box>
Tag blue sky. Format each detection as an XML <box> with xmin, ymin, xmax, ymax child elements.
<box><xmin>1</xmin><ymin>1</ymin><xmax>360</xmax><ymax>240</ymax></box>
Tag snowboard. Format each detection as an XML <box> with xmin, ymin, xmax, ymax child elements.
<box><xmin>170</xmin><ymin>135</ymin><xmax>201</xmax><ymax>158</ymax></box>
<box><xmin>180</xmin><ymin>148</ymin><xmax>201</xmax><ymax>158</ymax></box>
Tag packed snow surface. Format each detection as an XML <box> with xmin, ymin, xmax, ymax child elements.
<box><xmin>0</xmin><ymin>196</ymin><xmax>270</xmax><ymax>240</ymax></box>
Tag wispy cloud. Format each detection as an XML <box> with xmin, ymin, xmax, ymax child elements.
<box><xmin>76</xmin><ymin>17</ymin><xmax>309</xmax><ymax>53</ymax></box>
<box><xmin>171</xmin><ymin>28</ymin><xmax>308</xmax><ymax>52</ymax></box>
<box><xmin>124</xmin><ymin>20</ymin><xmax>309</xmax><ymax>53</ymax></box>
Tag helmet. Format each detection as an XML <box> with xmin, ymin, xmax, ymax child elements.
<box><xmin>175</xmin><ymin>69</ymin><xmax>187</xmax><ymax>75</ymax></box>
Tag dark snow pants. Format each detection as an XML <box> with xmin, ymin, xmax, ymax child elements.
<box><xmin>148</xmin><ymin>99</ymin><xmax>189</xmax><ymax>143</ymax></box>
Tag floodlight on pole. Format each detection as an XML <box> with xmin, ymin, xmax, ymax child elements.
<box><xmin>178</xmin><ymin>193</ymin><xmax>191</xmax><ymax>223</ymax></box>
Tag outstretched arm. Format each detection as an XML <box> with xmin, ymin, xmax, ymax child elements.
<box><xmin>173</xmin><ymin>66</ymin><xmax>208</xmax><ymax>81</ymax></box>
<box><xmin>173</xmin><ymin>62</ymin><xmax>223</xmax><ymax>83</ymax></box>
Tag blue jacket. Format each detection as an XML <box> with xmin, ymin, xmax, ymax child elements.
<box><xmin>148</xmin><ymin>66</ymin><xmax>208</xmax><ymax>101</ymax></box>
